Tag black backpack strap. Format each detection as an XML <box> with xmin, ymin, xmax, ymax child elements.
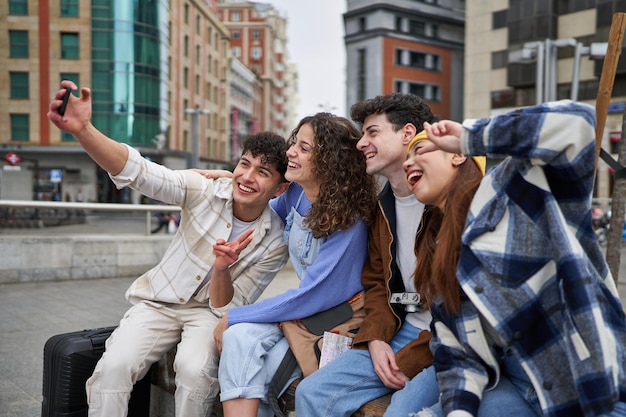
<box><xmin>267</xmin><ymin>348</ymin><xmax>298</xmax><ymax>417</ymax></box>
<box><xmin>600</xmin><ymin>148</ymin><xmax>626</xmax><ymax>180</ymax></box>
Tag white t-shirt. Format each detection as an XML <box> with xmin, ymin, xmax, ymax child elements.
<box><xmin>395</xmin><ymin>194</ymin><xmax>431</xmax><ymax>330</ymax></box>
<box><xmin>196</xmin><ymin>216</ymin><xmax>258</xmax><ymax>292</ymax></box>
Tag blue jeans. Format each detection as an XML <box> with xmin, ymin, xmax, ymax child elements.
<box><xmin>218</xmin><ymin>322</ymin><xmax>301</xmax><ymax>417</ymax></box>
<box><xmin>417</xmin><ymin>348</ymin><xmax>540</xmax><ymax>417</ymax></box>
<box><xmin>417</xmin><ymin>350</ymin><xmax>626</xmax><ymax>417</ymax></box>
<box><xmin>296</xmin><ymin>321</ymin><xmax>438</xmax><ymax>417</ymax></box>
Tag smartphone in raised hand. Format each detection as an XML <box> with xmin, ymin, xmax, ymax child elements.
<box><xmin>58</xmin><ymin>88</ymin><xmax>72</xmax><ymax>116</ymax></box>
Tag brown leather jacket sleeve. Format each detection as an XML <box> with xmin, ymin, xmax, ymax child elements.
<box><xmin>352</xmin><ymin>203</ymin><xmax>434</xmax><ymax>378</ymax></box>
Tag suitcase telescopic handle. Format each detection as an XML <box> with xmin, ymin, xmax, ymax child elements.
<box><xmin>84</xmin><ymin>327</ymin><xmax>115</xmax><ymax>353</ymax></box>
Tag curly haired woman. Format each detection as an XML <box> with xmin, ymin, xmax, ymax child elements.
<box><xmin>212</xmin><ymin>113</ymin><xmax>378</xmax><ymax>417</ymax></box>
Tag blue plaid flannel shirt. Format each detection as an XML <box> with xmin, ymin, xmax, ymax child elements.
<box><xmin>431</xmin><ymin>101</ymin><xmax>626</xmax><ymax>417</ymax></box>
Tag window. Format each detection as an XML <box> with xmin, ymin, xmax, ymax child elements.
<box><xmin>196</xmin><ymin>15</ymin><xmax>201</xmax><ymax>34</ymax></box>
<box><xmin>60</xmin><ymin>0</ymin><xmax>79</xmax><ymax>17</ymax></box>
<box><xmin>359</xmin><ymin>17</ymin><xmax>366</xmax><ymax>31</ymax></box>
<box><xmin>252</xmin><ymin>30</ymin><xmax>261</xmax><ymax>40</ymax></box>
<box><xmin>491</xmin><ymin>50</ymin><xmax>508</xmax><ymax>69</ymax></box>
<box><xmin>357</xmin><ymin>48</ymin><xmax>367</xmax><ymax>101</ymax></box>
<box><xmin>9</xmin><ymin>0</ymin><xmax>28</xmax><ymax>15</ymax></box>
<box><xmin>557</xmin><ymin>0</ymin><xmax>595</xmax><ymax>15</ymax></box>
<box><xmin>10</xmin><ymin>72</ymin><xmax>29</xmax><ymax>99</ymax></box>
<box><xmin>11</xmin><ymin>114</ymin><xmax>29</xmax><ymax>141</ymax></box>
<box><xmin>184</xmin><ymin>35</ymin><xmax>189</xmax><ymax>57</ymax></box>
<box><xmin>232</xmin><ymin>30</ymin><xmax>240</xmax><ymax>40</ymax></box>
<box><xmin>184</xmin><ymin>4</ymin><xmax>189</xmax><ymax>24</ymax></box>
<box><xmin>61</xmin><ymin>32</ymin><xmax>79</xmax><ymax>59</ymax></box>
<box><xmin>184</xmin><ymin>67</ymin><xmax>189</xmax><ymax>88</ymax></box>
<box><xmin>493</xmin><ymin>10</ymin><xmax>507</xmax><ymax>29</ymax></box>
<box><xmin>395</xmin><ymin>16</ymin><xmax>403</xmax><ymax>32</ymax></box>
<box><xmin>409</xmin><ymin>20</ymin><xmax>425</xmax><ymax>36</ymax></box>
<box><xmin>491</xmin><ymin>89</ymin><xmax>515</xmax><ymax>108</ymax></box>
<box><xmin>251</xmin><ymin>46</ymin><xmax>262</xmax><ymax>60</ymax></box>
<box><xmin>232</xmin><ymin>12</ymin><xmax>240</xmax><ymax>22</ymax></box>
<box><xmin>395</xmin><ymin>49</ymin><xmax>440</xmax><ymax>71</ymax></box>
<box><xmin>396</xmin><ymin>80</ymin><xmax>440</xmax><ymax>101</ymax></box>
<box><xmin>60</xmin><ymin>72</ymin><xmax>79</xmax><ymax>86</ymax></box>
<box><xmin>232</xmin><ymin>47</ymin><xmax>241</xmax><ymax>58</ymax></box>
<box><xmin>9</xmin><ymin>30</ymin><xmax>29</xmax><ymax>58</ymax></box>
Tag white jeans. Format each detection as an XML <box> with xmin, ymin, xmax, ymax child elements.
<box><xmin>86</xmin><ymin>300</ymin><xmax>220</xmax><ymax>417</ymax></box>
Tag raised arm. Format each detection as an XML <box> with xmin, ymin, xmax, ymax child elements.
<box><xmin>47</xmin><ymin>81</ymin><xmax>128</xmax><ymax>175</ymax></box>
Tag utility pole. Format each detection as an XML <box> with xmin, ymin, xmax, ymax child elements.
<box><xmin>184</xmin><ymin>107</ymin><xmax>210</xmax><ymax>169</ymax></box>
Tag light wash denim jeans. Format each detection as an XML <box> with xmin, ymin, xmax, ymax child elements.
<box><xmin>218</xmin><ymin>322</ymin><xmax>301</xmax><ymax>417</ymax></box>
<box><xmin>296</xmin><ymin>321</ymin><xmax>438</xmax><ymax>417</ymax></box>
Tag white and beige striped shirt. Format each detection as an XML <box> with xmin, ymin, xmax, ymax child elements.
<box><xmin>110</xmin><ymin>145</ymin><xmax>288</xmax><ymax>315</ymax></box>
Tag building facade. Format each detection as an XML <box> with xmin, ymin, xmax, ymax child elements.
<box><xmin>1</xmin><ymin>0</ymin><xmax>233</xmax><ymax>203</ymax></box>
<box><xmin>217</xmin><ymin>0</ymin><xmax>291</xmax><ymax>137</ymax></box>
<box><xmin>344</xmin><ymin>0</ymin><xmax>466</xmax><ymax>121</ymax></box>
<box><xmin>465</xmin><ymin>0</ymin><xmax>626</xmax><ymax>199</ymax></box>
<box><xmin>228</xmin><ymin>57</ymin><xmax>262</xmax><ymax>165</ymax></box>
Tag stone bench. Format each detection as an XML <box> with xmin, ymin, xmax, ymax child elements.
<box><xmin>149</xmin><ymin>349</ymin><xmax>391</xmax><ymax>417</ymax></box>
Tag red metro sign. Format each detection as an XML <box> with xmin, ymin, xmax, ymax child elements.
<box><xmin>4</xmin><ymin>152</ymin><xmax>22</xmax><ymax>166</ymax></box>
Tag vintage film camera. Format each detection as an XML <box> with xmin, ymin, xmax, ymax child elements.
<box><xmin>390</xmin><ymin>292</ymin><xmax>424</xmax><ymax>313</ymax></box>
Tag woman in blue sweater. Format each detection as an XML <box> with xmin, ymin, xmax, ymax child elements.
<box><xmin>213</xmin><ymin>113</ymin><xmax>378</xmax><ymax>417</ymax></box>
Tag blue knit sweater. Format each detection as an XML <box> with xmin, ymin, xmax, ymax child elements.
<box><xmin>228</xmin><ymin>182</ymin><xmax>367</xmax><ymax>325</ymax></box>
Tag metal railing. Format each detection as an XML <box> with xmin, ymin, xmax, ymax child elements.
<box><xmin>0</xmin><ymin>200</ymin><xmax>181</xmax><ymax>235</ymax></box>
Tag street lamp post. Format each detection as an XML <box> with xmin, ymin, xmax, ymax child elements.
<box><xmin>184</xmin><ymin>107</ymin><xmax>210</xmax><ymax>169</ymax></box>
<box><xmin>572</xmin><ymin>42</ymin><xmax>609</xmax><ymax>101</ymax></box>
<box><xmin>509</xmin><ymin>38</ymin><xmax>608</xmax><ymax>104</ymax></box>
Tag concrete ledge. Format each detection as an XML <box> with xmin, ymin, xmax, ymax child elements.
<box><xmin>0</xmin><ymin>235</ymin><xmax>171</xmax><ymax>283</ymax></box>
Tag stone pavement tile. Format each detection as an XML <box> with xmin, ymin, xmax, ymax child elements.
<box><xmin>0</xmin><ymin>277</ymin><xmax>134</xmax><ymax>417</ymax></box>
<box><xmin>0</xmin><ymin>377</ymin><xmax>39</xmax><ymax>417</ymax></box>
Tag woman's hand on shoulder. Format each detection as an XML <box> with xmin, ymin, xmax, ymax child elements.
<box><xmin>191</xmin><ymin>169</ymin><xmax>233</xmax><ymax>179</ymax></box>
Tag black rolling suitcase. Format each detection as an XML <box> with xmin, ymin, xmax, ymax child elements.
<box><xmin>42</xmin><ymin>326</ymin><xmax>151</xmax><ymax>417</ymax></box>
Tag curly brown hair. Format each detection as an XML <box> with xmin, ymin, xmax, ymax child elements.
<box><xmin>289</xmin><ymin>113</ymin><xmax>378</xmax><ymax>238</ymax></box>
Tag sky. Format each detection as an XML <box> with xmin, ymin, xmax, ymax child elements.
<box><xmin>265</xmin><ymin>1</ymin><xmax>348</xmax><ymax>121</ymax></box>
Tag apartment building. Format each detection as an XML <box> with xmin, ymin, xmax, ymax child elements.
<box><xmin>217</xmin><ymin>0</ymin><xmax>291</xmax><ymax>136</ymax></box>
<box><xmin>465</xmin><ymin>0</ymin><xmax>626</xmax><ymax>199</ymax></box>
<box><xmin>344</xmin><ymin>0</ymin><xmax>465</xmax><ymax>121</ymax></box>
<box><xmin>229</xmin><ymin>57</ymin><xmax>262</xmax><ymax>165</ymax></box>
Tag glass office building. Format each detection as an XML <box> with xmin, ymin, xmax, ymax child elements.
<box><xmin>90</xmin><ymin>0</ymin><xmax>169</xmax><ymax>147</ymax></box>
